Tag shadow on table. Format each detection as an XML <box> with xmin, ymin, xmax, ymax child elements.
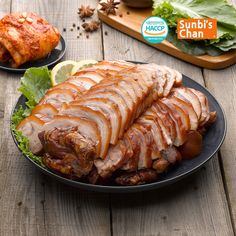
<box><xmin>41</xmin><ymin>163</ymin><xmax>208</xmax><ymax>207</ymax></box>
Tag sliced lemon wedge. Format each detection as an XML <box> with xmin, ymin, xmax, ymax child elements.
<box><xmin>51</xmin><ymin>60</ymin><xmax>77</xmax><ymax>86</ymax></box>
<box><xmin>71</xmin><ymin>59</ymin><xmax>98</xmax><ymax>75</ymax></box>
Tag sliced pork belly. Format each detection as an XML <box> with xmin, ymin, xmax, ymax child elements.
<box><xmin>157</xmin><ymin>100</ymin><xmax>187</xmax><ymax>146</ymax></box>
<box><xmin>71</xmin><ymin>98</ymin><xmax>121</xmax><ymax>144</ymax></box>
<box><xmin>115</xmin><ymin>71</ymin><xmax>154</xmax><ymax>120</ymax></box>
<box><xmin>138</xmin><ymin>115</ymin><xmax>167</xmax><ymax>158</ymax></box>
<box><xmin>59</xmin><ymin>104</ymin><xmax>111</xmax><ymax>158</ymax></box>
<box><xmin>189</xmin><ymin>88</ymin><xmax>210</xmax><ymax>126</ymax></box>
<box><xmin>85</xmin><ymin>91</ymin><xmax>130</xmax><ymax>138</ymax></box>
<box><xmin>120</xmin><ymin>66</ymin><xmax>154</xmax><ymax>94</ymax></box>
<box><xmin>93</xmin><ymin>60</ymin><xmax>135</xmax><ymax>71</ymax></box>
<box><xmin>162</xmin><ymin>97</ymin><xmax>191</xmax><ymax>130</ymax></box>
<box><xmin>88</xmin><ymin>80</ymin><xmax>134</xmax><ymax>115</ymax></box>
<box><xmin>49</xmin><ymin>82</ymin><xmax>82</xmax><ymax>95</ymax></box>
<box><xmin>17</xmin><ymin>115</ymin><xmax>45</xmax><ymax>154</ymax></box>
<box><xmin>138</xmin><ymin>64</ymin><xmax>167</xmax><ymax>97</ymax></box>
<box><xmin>150</xmin><ymin>104</ymin><xmax>176</xmax><ymax>145</ymax></box>
<box><xmin>31</xmin><ymin>103</ymin><xmax>58</xmax><ymax>117</ymax></box>
<box><xmin>120</xmin><ymin>129</ymin><xmax>140</xmax><ymax>172</ymax></box>
<box><xmin>94</xmin><ymin>140</ymin><xmax>127</xmax><ymax>178</ymax></box>
<box><xmin>133</xmin><ymin>124</ymin><xmax>153</xmax><ymax>169</ymax></box>
<box><xmin>171</xmin><ymin>90</ymin><xmax>198</xmax><ymax>130</ymax></box>
<box><xmin>89</xmin><ymin>78</ymin><xmax>140</xmax><ymax>126</ymax></box>
<box><xmin>95</xmin><ymin>132</ymin><xmax>135</xmax><ymax>177</ymax></box>
<box><xmin>39</xmin><ymin>88</ymin><xmax>75</xmax><ymax>108</ymax></box>
<box><xmin>66</xmin><ymin>76</ymin><xmax>96</xmax><ymax>92</ymax></box>
<box><xmin>173</xmin><ymin>87</ymin><xmax>201</xmax><ymax>120</ymax></box>
<box><xmin>138</xmin><ymin>64</ymin><xmax>183</xmax><ymax>97</ymax></box>
<box><xmin>73</xmin><ymin>69</ymin><xmax>106</xmax><ymax>83</ymax></box>
<box><xmin>41</xmin><ymin>115</ymin><xmax>101</xmax><ymax>156</ymax></box>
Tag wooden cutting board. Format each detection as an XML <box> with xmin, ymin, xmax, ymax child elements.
<box><xmin>97</xmin><ymin>2</ymin><xmax>236</xmax><ymax>69</ymax></box>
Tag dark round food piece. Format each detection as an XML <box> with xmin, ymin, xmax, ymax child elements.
<box><xmin>178</xmin><ymin>131</ymin><xmax>203</xmax><ymax>160</ymax></box>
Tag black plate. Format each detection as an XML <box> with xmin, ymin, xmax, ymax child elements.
<box><xmin>10</xmin><ymin>67</ymin><xmax>226</xmax><ymax>193</ymax></box>
<box><xmin>0</xmin><ymin>36</ymin><xmax>66</xmax><ymax>73</ymax></box>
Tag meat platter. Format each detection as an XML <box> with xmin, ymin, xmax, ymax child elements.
<box><xmin>11</xmin><ymin>61</ymin><xmax>226</xmax><ymax>193</ymax></box>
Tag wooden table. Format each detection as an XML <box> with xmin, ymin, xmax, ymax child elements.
<box><xmin>0</xmin><ymin>1</ymin><xmax>236</xmax><ymax>235</ymax></box>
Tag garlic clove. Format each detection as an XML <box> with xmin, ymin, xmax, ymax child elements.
<box><xmin>26</xmin><ymin>17</ymin><xmax>33</xmax><ymax>23</ymax></box>
<box><xmin>18</xmin><ymin>18</ymin><xmax>25</xmax><ymax>23</ymax></box>
<box><xmin>22</xmin><ymin>12</ymin><xmax>27</xmax><ymax>18</ymax></box>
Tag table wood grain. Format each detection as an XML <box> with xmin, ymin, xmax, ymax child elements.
<box><xmin>0</xmin><ymin>0</ymin><xmax>235</xmax><ymax>235</ymax></box>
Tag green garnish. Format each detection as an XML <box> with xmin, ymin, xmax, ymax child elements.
<box><xmin>18</xmin><ymin>67</ymin><xmax>52</xmax><ymax>109</ymax></box>
<box><xmin>153</xmin><ymin>0</ymin><xmax>236</xmax><ymax>55</ymax></box>
<box><xmin>11</xmin><ymin>106</ymin><xmax>44</xmax><ymax>166</ymax></box>
<box><xmin>11</xmin><ymin>67</ymin><xmax>52</xmax><ymax>166</ymax></box>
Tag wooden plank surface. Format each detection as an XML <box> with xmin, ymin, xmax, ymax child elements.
<box><xmin>203</xmin><ymin>0</ymin><xmax>236</xmax><ymax>230</ymax></box>
<box><xmin>0</xmin><ymin>2</ymin><xmax>46</xmax><ymax>236</ymax></box>
<box><xmin>204</xmin><ymin>65</ymin><xmax>236</xmax><ymax>230</ymax></box>
<box><xmin>102</xmin><ymin>23</ymin><xmax>235</xmax><ymax>236</ymax></box>
<box><xmin>0</xmin><ymin>1</ymin><xmax>110</xmax><ymax>236</ymax></box>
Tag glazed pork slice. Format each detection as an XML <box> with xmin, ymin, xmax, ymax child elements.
<box><xmin>84</xmin><ymin>90</ymin><xmax>130</xmax><ymax>138</ymax></box>
<box><xmin>161</xmin><ymin>98</ymin><xmax>190</xmax><ymax>131</ymax></box>
<box><xmin>71</xmin><ymin>98</ymin><xmax>122</xmax><ymax>144</ymax></box>
<box><xmin>137</xmin><ymin>63</ymin><xmax>183</xmax><ymax>97</ymax></box>
<box><xmin>64</xmin><ymin>67</ymin><xmax>156</xmax><ymax>149</ymax></box>
<box><xmin>92</xmin><ymin>60</ymin><xmax>135</xmax><ymax>71</ymax></box>
<box><xmin>150</xmin><ymin>104</ymin><xmax>176</xmax><ymax>145</ymax></box>
<box><xmin>66</xmin><ymin>76</ymin><xmax>97</xmax><ymax>92</ymax></box>
<box><xmin>57</xmin><ymin>68</ymin><xmax>155</xmax><ymax>159</ymax></box>
<box><xmin>17</xmin><ymin>114</ymin><xmax>101</xmax><ymax>156</ymax></box>
<box><xmin>137</xmin><ymin>115</ymin><xmax>168</xmax><ymax>159</ymax></box>
<box><xmin>49</xmin><ymin>82</ymin><xmax>83</xmax><ymax>95</ymax></box>
<box><xmin>17</xmin><ymin>115</ymin><xmax>45</xmax><ymax>154</ymax></box>
<box><xmin>41</xmin><ymin>115</ymin><xmax>101</xmax><ymax>156</ymax></box>
<box><xmin>174</xmin><ymin>87</ymin><xmax>202</xmax><ymax>120</ymax></box>
<box><xmin>133</xmin><ymin>124</ymin><xmax>153</xmax><ymax>169</ymax></box>
<box><xmin>72</xmin><ymin>68</ymin><xmax>108</xmax><ymax>83</ymax></box>
<box><xmin>88</xmin><ymin>80</ymin><xmax>135</xmax><ymax>119</ymax></box>
<box><xmin>189</xmin><ymin>88</ymin><xmax>210</xmax><ymax>126</ymax></box>
<box><xmin>157</xmin><ymin>100</ymin><xmax>187</xmax><ymax>146</ymax></box>
<box><xmin>38</xmin><ymin>88</ymin><xmax>76</xmax><ymax>108</ymax></box>
<box><xmin>171</xmin><ymin>90</ymin><xmax>198</xmax><ymax>130</ymax></box>
<box><xmin>31</xmin><ymin>103</ymin><xmax>58</xmax><ymax>117</ymax></box>
<box><xmin>59</xmin><ymin>104</ymin><xmax>111</xmax><ymax>158</ymax></box>
<box><xmin>94</xmin><ymin>140</ymin><xmax>128</xmax><ymax>178</ymax></box>
<box><xmin>94</xmin><ymin>87</ymin><xmax>215</xmax><ymax>179</ymax></box>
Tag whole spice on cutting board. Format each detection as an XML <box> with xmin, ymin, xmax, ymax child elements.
<box><xmin>82</xmin><ymin>20</ymin><xmax>100</xmax><ymax>32</ymax></box>
<box><xmin>99</xmin><ymin>0</ymin><xmax>120</xmax><ymax>15</ymax></box>
<box><xmin>78</xmin><ymin>5</ymin><xmax>95</xmax><ymax>18</ymax></box>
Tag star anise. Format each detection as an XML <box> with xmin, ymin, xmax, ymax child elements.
<box><xmin>82</xmin><ymin>20</ymin><xmax>100</xmax><ymax>32</ymax></box>
<box><xmin>78</xmin><ymin>5</ymin><xmax>95</xmax><ymax>18</ymax></box>
<box><xmin>100</xmin><ymin>0</ymin><xmax>120</xmax><ymax>15</ymax></box>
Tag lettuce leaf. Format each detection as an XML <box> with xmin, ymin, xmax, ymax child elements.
<box><xmin>11</xmin><ymin>106</ymin><xmax>44</xmax><ymax>166</ymax></box>
<box><xmin>153</xmin><ymin>0</ymin><xmax>236</xmax><ymax>53</ymax></box>
<box><xmin>18</xmin><ymin>67</ymin><xmax>51</xmax><ymax>109</ymax></box>
<box><xmin>167</xmin><ymin>29</ymin><xmax>223</xmax><ymax>56</ymax></box>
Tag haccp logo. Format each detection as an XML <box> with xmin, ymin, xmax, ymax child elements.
<box><xmin>141</xmin><ymin>16</ymin><xmax>168</xmax><ymax>44</ymax></box>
